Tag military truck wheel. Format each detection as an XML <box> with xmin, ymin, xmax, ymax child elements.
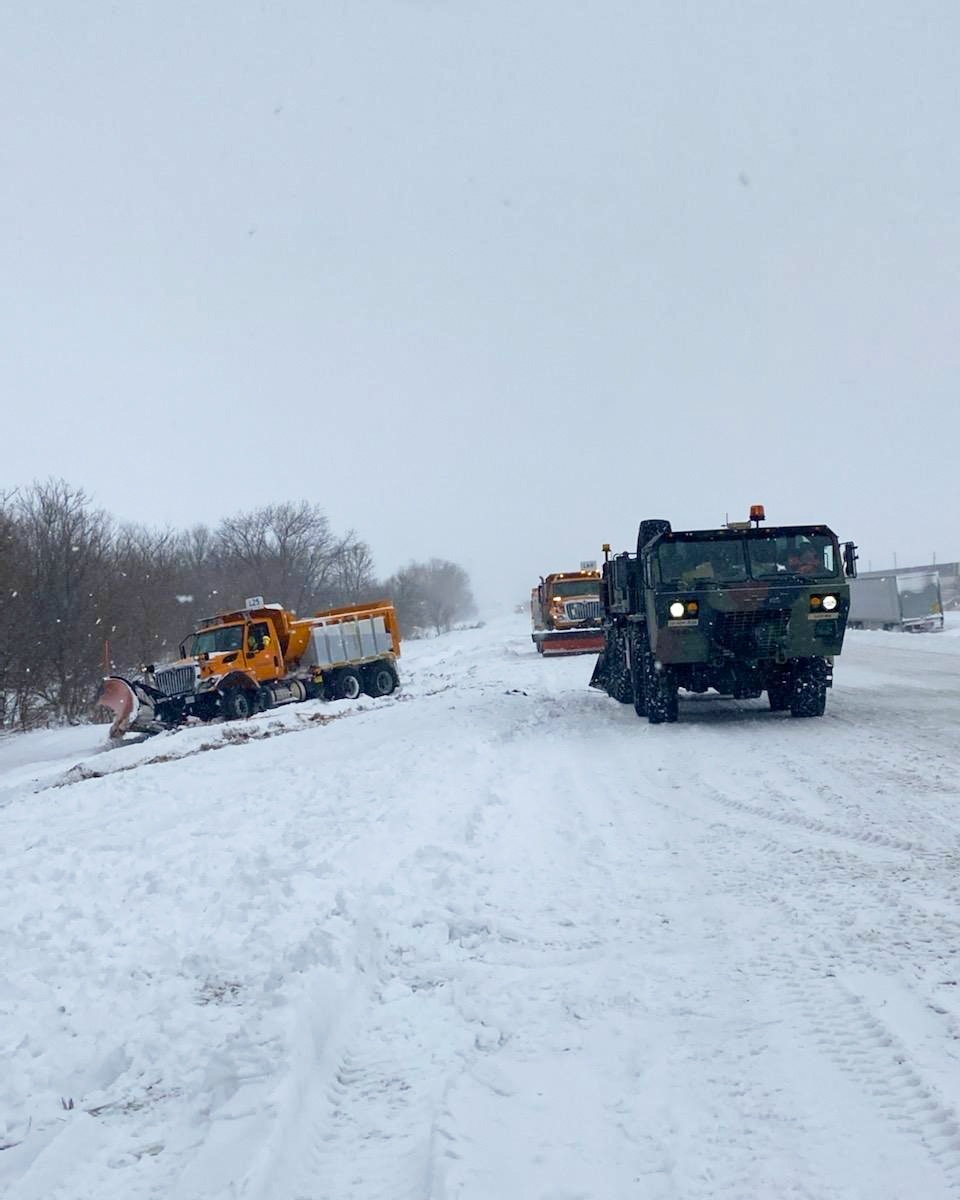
<box><xmin>632</xmin><ymin>667</ymin><xmax>648</xmax><ymax>717</ymax></box>
<box><xmin>790</xmin><ymin>660</ymin><xmax>827</xmax><ymax>718</ymax></box>
<box><xmin>363</xmin><ymin>661</ymin><xmax>398</xmax><ymax>697</ymax></box>
<box><xmin>644</xmin><ymin>656</ymin><xmax>678</xmax><ymax>724</ymax></box>
<box><xmin>608</xmin><ymin>634</ymin><xmax>634</xmax><ymax>704</ymax></box>
<box><xmin>648</xmin><ymin>688</ymin><xmax>679</xmax><ymax>724</ymax></box>
<box><xmin>334</xmin><ymin>668</ymin><xmax>362</xmax><ymax>701</ymax></box>
<box><xmin>222</xmin><ymin>686</ymin><xmax>254</xmax><ymax>720</ymax></box>
<box><xmin>630</xmin><ymin>638</ymin><xmax>648</xmax><ymax>717</ymax></box>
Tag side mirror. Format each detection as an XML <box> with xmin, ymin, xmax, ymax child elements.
<box><xmin>842</xmin><ymin>541</ymin><xmax>858</xmax><ymax>578</ymax></box>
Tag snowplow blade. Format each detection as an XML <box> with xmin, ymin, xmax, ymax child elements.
<box><xmin>97</xmin><ymin>676</ymin><xmax>165</xmax><ymax>738</ymax></box>
<box><xmin>534</xmin><ymin>630</ymin><xmax>605</xmax><ymax>657</ymax></box>
<box><xmin>98</xmin><ymin>676</ymin><xmax>140</xmax><ymax>737</ymax></box>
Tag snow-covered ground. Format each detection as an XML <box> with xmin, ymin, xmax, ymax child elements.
<box><xmin>2</xmin><ymin>613</ymin><xmax>960</xmax><ymax>1199</ymax></box>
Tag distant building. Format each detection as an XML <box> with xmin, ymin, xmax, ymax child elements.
<box><xmin>859</xmin><ymin>561</ymin><xmax>960</xmax><ymax>610</ymax></box>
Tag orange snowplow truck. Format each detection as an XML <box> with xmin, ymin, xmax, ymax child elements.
<box><xmin>99</xmin><ymin>597</ymin><xmax>401</xmax><ymax>738</ymax></box>
<box><xmin>530</xmin><ymin>566</ymin><xmax>604</xmax><ymax>656</ymax></box>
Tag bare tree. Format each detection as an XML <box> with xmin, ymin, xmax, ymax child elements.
<box><xmin>322</xmin><ymin>533</ymin><xmax>377</xmax><ymax>608</ymax></box>
<box><xmin>214</xmin><ymin>502</ymin><xmax>338</xmax><ymax>613</ymax></box>
<box><xmin>15</xmin><ymin>480</ymin><xmax>112</xmax><ymax>724</ymax></box>
<box><xmin>384</xmin><ymin>558</ymin><xmax>476</xmax><ymax>635</ymax></box>
<box><xmin>106</xmin><ymin>525</ymin><xmax>194</xmax><ymax>670</ymax></box>
<box><xmin>0</xmin><ymin>491</ymin><xmax>29</xmax><ymax>726</ymax></box>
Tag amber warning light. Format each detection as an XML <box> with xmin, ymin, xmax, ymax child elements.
<box><xmin>749</xmin><ymin>504</ymin><xmax>766</xmax><ymax>527</ymax></box>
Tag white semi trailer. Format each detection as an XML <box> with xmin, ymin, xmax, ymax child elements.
<box><xmin>848</xmin><ymin>572</ymin><xmax>944</xmax><ymax>632</ymax></box>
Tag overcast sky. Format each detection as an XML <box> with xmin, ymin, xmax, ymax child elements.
<box><xmin>3</xmin><ymin>2</ymin><xmax>958</xmax><ymax>607</ymax></box>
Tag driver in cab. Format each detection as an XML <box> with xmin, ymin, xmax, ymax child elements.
<box><xmin>788</xmin><ymin>546</ymin><xmax>821</xmax><ymax>576</ymax></box>
<box><xmin>247</xmin><ymin>624</ymin><xmax>272</xmax><ymax>655</ymax></box>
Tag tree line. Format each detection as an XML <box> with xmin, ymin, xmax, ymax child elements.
<box><xmin>0</xmin><ymin>480</ymin><xmax>475</xmax><ymax>729</ymax></box>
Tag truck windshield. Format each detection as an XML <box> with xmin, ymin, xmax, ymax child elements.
<box><xmin>550</xmin><ymin>579</ymin><xmax>599</xmax><ymax>598</ymax></box>
<box><xmin>748</xmin><ymin>535</ymin><xmax>837</xmax><ymax>580</ymax></box>
<box><xmin>189</xmin><ymin>625</ymin><xmax>245</xmax><ymax>655</ymax></box>
<box><xmin>658</xmin><ymin>541</ymin><xmax>748</xmax><ymax>584</ymax></box>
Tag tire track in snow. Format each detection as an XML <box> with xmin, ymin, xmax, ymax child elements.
<box><xmin>264</xmin><ymin>888</ymin><xmax>488</xmax><ymax>1199</ymax></box>
<box><xmin>697</xmin><ymin>777</ymin><xmax>937</xmax><ymax>857</ymax></box>
<box><xmin>764</xmin><ymin>933</ymin><xmax>960</xmax><ymax>1192</ymax></box>
<box><xmin>643</xmin><ymin>775</ymin><xmax>960</xmax><ymax>1194</ymax></box>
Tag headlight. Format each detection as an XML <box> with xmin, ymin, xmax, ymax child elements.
<box><xmin>821</xmin><ymin>595</ymin><xmax>838</xmax><ymax>611</ymax></box>
<box><xmin>669</xmin><ymin>601</ymin><xmax>685</xmax><ymax>618</ymax></box>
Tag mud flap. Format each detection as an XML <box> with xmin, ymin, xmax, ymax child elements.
<box><xmin>589</xmin><ymin>642</ymin><xmax>609</xmax><ymax>689</ymax></box>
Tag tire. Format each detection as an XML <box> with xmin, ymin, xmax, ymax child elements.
<box><xmin>607</xmin><ymin>632</ymin><xmax>634</xmax><ymax>704</ymax></box>
<box><xmin>630</xmin><ymin>633</ymin><xmax>648</xmax><ymax>718</ymax></box>
<box><xmin>255</xmin><ymin>687</ymin><xmax>274</xmax><ymax>713</ymax></box>
<box><xmin>363</xmin><ymin>661</ymin><xmax>398</xmax><ymax>698</ymax></box>
<box><xmin>334</xmin><ymin>669</ymin><xmax>362</xmax><ymax>701</ymax></box>
<box><xmin>222</xmin><ymin>687</ymin><xmax>254</xmax><ymax>720</ymax></box>
<box><xmin>644</xmin><ymin>654</ymin><xmax>678</xmax><ymax>724</ymax></box>
<box><xmin>790</xmin><ymin>660</ymin><xmax>827</xmax><ymax>718</ymax></box>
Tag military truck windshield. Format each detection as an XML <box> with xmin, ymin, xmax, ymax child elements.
<box><xmin>189</xmin><ymin>624</ymin><xmax>245</xmax><ymax>655</ymax></box>
<box><xmin>658</xmin><ymin>541</ymin><xmax>748</xmax><ymax>584</ymax></box>
<box><xmin>748</xmin><ymin>535</ymin><xmax>837</xmax><ymax>581</ymax></box>
<box><xmin>550</xmin><ymin>579</ymin><xmax>599</xmax><ymax>597</ymax></box>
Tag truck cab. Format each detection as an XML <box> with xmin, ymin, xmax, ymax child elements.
<box><xmin>186</xmin><ymin>608</ymin><xmax>288</xmax><ymax>688</ymax></box>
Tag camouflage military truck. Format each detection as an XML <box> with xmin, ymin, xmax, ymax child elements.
<box><xmin>590</xmin><ymin>507</ymin><xmax>858</xmax><ymax>723</ymax></box>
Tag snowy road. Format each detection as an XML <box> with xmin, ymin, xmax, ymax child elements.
<box><xmin>2</xmin><ymin>615</ymin><xmax>959</xmax><ymax>1198</ymax></box>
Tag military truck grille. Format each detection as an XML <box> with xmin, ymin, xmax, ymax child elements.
<box><xmin>565</xmin><ymin>600</ymin><xmax>601</xmax><ymax>621</ymax></box>
<box><xmin>714</xmin><ymin>610</ymin><xmax>790</xmax><ymax>655</ymax></box>
<box><xmin>153</xmin><ymin>665</ymin><xmax>197</xmax><ymax>697</ymax></box>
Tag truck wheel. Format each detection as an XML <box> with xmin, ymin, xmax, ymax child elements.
<box><xmin>644</xmin><ymin>656</ymin><xmax>678</xmax><ymax>724</ymax></box>
<box><xmin>630</xmin><ymin>639</ymin><xmax>648</xmax><ymax>717</ymax></box>
<box><xmin>790</xmin><ymin>660</ymin><xmax>827</xmax><ymax>718</ymax></box>
<box><xmin>223</xmin><ymin>687</ymin><xmax>254</xmax><ymax>720</ymax></box>
<box><xmin>608</xmin><ymin>634</ymin><xmax>634</xmax><ymax>704</ymax></box>
<box><xmin>632</xmin><ymin>668</ymin><xmax>648</xmax><ymax>717</ymax></box>
<box><xmin>334</xmin><ymin>669</ymin><xmax>362</xmax><ymax>701</ymax></box>
<box><xmin>363</xmin><ymin>661</ymin><xmax>397</xmax><ymax>697</ymax></box>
